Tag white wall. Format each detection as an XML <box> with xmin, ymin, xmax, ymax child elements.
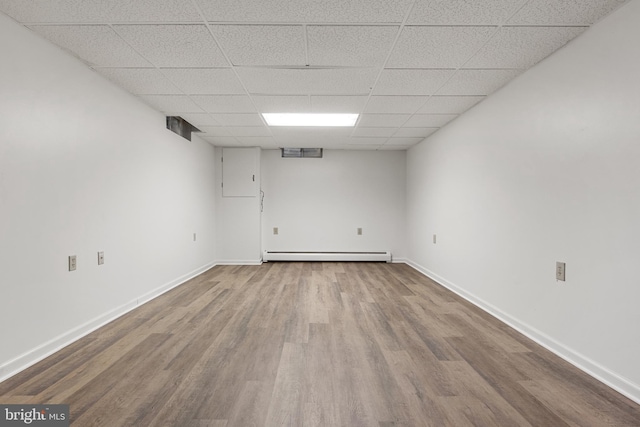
<box><xmin>406</xmin><ymin>1</ymin><xmax>640</xmax><ymax>402</ymax></box>
<box><xmin>0</xmin><ymin>13</ymin><xmax>216</xmax><ymax>380</ymax></box>
<box><xmin>262</xmin><ymin>149</ymin><xmax>406</xmax><ymax>259</ymax></box>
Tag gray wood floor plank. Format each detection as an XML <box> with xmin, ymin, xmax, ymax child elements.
<box><xmin>1</xmin><ymin>262</ymin><xmax>638</xmax><ymax>426</ymax></box>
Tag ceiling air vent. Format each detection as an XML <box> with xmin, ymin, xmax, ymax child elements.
<box><xmin>281</xmin><ymin>148</ymin><xmax>323</xmax><ymax>158</ymax></box>
<box><xmin>166</xmin><ymin>116</ymin><xmax>201</xmax><ymax>141</ymax></box>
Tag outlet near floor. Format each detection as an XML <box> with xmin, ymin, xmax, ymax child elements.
<box><xmin>556</xmin><ymin>262</ymin><xmax>566</xmax><ymax>281</ymax></box>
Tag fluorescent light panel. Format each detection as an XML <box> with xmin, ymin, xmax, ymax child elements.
<box><xmin>263</xmin><ymin>113</ymin><xmax>358</xmax><ymax>127</ymax></box>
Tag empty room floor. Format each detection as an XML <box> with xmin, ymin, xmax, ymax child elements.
<box><xmin>1</xmin><ymin>262</ymin><xmax>638</xmax><ymax>426</ymax></box>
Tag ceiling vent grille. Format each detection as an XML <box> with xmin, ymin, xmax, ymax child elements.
<box><xmin>166</xmin><ymin>116</ymin><xmax>200</xmax><ymax>141</ymax></box>
<box><xmin>281</xmin><ymin>148</ymin><xmax>323</xmax><ymax>158</ymax></box>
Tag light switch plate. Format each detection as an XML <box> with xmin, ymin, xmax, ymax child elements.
<box><xmin>69</xmin><ymin>255</ymin><xmax>77</xmax><ymax>271</ymax></box>
<box><xmin>273</xmin><ymin>227</ymin><xmax>279</xmax><ymax>235</ymax></box>
<box><xmin>98</xmin><ymin>252</ymin><xmax>104</xmax><ymax>265</ymax></box>
<box><xmin>357</xmin><ymin>227</ymin><xmax>363</xmax><ymax>235</ymax></box>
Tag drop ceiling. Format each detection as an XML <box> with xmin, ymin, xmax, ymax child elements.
<box><xmin>0</xmin><ymin>0</ymin><xmax>627</xmax><ymax>150</ymax></box>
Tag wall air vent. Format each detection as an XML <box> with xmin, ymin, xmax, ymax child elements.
<box><xmin>166</xmin><ymin>116</ymin><xmax>201</xmax><ymax>141</ymax></box>
<box><xmin>281</xmin><ymin>148</ymin><xmax>323</xmax><ymax>158</ymax></box>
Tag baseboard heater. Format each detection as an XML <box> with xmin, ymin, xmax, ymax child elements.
<box><xmin>263</xmin><ymin>251</ymin><xmax>391</xmax><ymax>262</ymax></box>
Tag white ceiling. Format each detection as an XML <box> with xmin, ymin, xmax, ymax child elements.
<box><xmin>0</xmin><ymin>0</ymin><xmax>627</xmax><ymax>150</ymax></box>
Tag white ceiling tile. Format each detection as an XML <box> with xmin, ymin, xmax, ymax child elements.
<box><xmin>358</xmin><ymin>114</ymin><xmax>410</xmax><ymax>127</ymax></box>
<box><xmin>251</xmin><ymin>95</ymin><xmax>310</xmax><ymax>113</ymax></box>
<box><xmin>408</xmin><ymin>0</ymin><xmax>527</xmax><ymax>25</ymax></box>
<box><xmin>98</xmin><ymin>0</ymin><xmax>203</xmax><ymax>22</ymax></box>
<box><xmin>225</xmin><ymin>141</ymin><xmax>265</xmax><ymax>147</ymax></box>
<box><xmin>139</xmin><ymin>95</ymin><xmax>205</xmax><ymax>113</ymax></box>
<box><xmin>211</xmin><ymin>25</ymin><xmax>305</xmax><ymax>66</ymax></box>
<box><xmin>508</xmin><ymin>0</ymin><xmax>627</xmax><ymax>25</ymax></box>
<box><xmin>465</xmin><ymin>27</ymin><xmax>585</xmax><ymax>69</ymax></box>
<box><xmin>234</xmin><ymin>137</ymin><xmax>277</xmax><ymax>147</ymax></box>
<box><xmin>196</xmin><ymin>0</ymin><xmax>302</xmax><ymax>22</ymax></box>
<box><xmin>179</xmin><ymin>113</ymin><xmax>221</xmax><ymax>127</ymax></box>
<box><xmin>379</xmin><ymin>145</ymin><xmax>410</xmax><ymax>150</ymax></box>
<box><xmin>114</xmin><ymin>25</ymin><xmax>228</xmax><ymax>68</ymax></box>
<box><xmin>278</xmin><ymin>139</ymin><xmax>351</xmax><ymax>148</ymax></box>
<box><xmin>198</xmin><ymin>126</ymin><xmax>234</xmax><ymax>137</ymax></box>
<box><xmin>28</xmin><ymin>25</ymin><xmax>150</xmax><ymax>67</ymax></box>
<box><xmin>195</xmin><ymin>0</ymin><xmax>413</xmax><ymax>23</ymax></box>
<box><xmin>393</xmin><ymin>127</ymin><xmax>438</xmax><ymax>138</ymax></box>
<box><xmin>228</xmin><ymin>126</ymin><xmax>272</xmax><ymax>137</ymax></box>
<box><xmin>348</xmin><ymin>144</ymin><xmax>386</xmax><ymax>150</ymax></box>
<box><xmin>418</xmin><ymin>96</ymin><xmax>485</xmax><ymax>114</ymax></box>
<box><xmin>96</xmin><ymin>68</ymin><xmax>181</xmax><ymax>94</ymax></box>
<box><xmin>162</xmin><ymin>69</ymin><xmax>246</xmax><ymax>95</ymax></box>
<box><xmin>364</xmin><ymin>96</ymin><xmax>429</xmax><ymax>114</ymax></box>
<box><xmin>269</xmin><ymin>128</ymin><xmax>352</xmax><ymax>141</ymax></box>
<box><xmin>209</xmin><ymin>113</ymin><xmax>264</xmax><ymax>126</ymax></box>
<box><xmin>2</xmin><ymin>0</ymin><xmax>619</xmax><ymax>153</ymax></box>
<box><xmin>191</xmin><ymin>95</ymin><xmax>256</xmax><ymax>113</ymax></box>
<box><xmin>437</xmin><ymin>69</ymin><xmax>521</xmax><ymax>96</ymax></box>
<box><xmin>387</xmin><ymin>26</ymin><xmax>496</xmax><ymax>68</ymax></box>
<box><xmin>236</xmin><ymin>68</ymin><xmax>377</xmax><ymax>95</ymax></box>
<box><xmin>0</xmin><ymin>0</ymin><xmax>201</xmax><ymax>22</ymax></box>
<box><xmin>403</xmin><ymin>114</ymin><xmax>457</xmax><ymax>127</ymax></box>
<box><xmin>307</xmin><ymin>0</ymin><xmax>414</xmax><ymax>23</ymax></box>
<box><xmin>386</xmin><ymin>137</ymin><xmax>425</xmax><ymax>145</ymax></box>
<box><xmin>373</xmin><ymin>69</ymin><xmax>455</xmax><ymax>95</ymax></box>
<box><xmin>352</xmin><ymin>128</ymin><xmax>397</xmax><ymax>137</ymax></box>
<box><xmin>203</xmin><ymin>136</ymin><xmax>240</xmax><ymax>146</ymax></box>
<box><xmin>311</xmin><ymin>96</ymin><xmax>368</xmax><ymax>113</ymax></box>
<box><xmin>348</xmin><ymin>138</ymin><xmax>388</xmax><ymax>145</ymax></box>
<box><xmin>307</xmin><ymin>26</ymin><xmax>398</xmax><ymax>67</ymax></box>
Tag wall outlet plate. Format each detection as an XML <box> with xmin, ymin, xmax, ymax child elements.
<box><xmin>98</xmin><ymin>252</ymin><xmax>104</xmax><ymax>265</ymax></box>
<box><xmin>357</xmin><ymin>227</ymin><xmax>362</xmax><ymax>235</ymax></box>
<box><xmin>556</xmin><ymin>262</ymin><xmax>566</xmax><ymax>281</ymax></box>
<box><xmin>69</xmin><ymin>255</ymin><xmax>77</xmax><ymax>271</ymax></box>
<box><xmin>433</xmin><ymin>234</ymin><xmax>437</xmax><ymax>244</ymax></box>
<box><xmin>273</xmin><ymin>227</ymin><xmax>278</xmax><ymax>235</ymax></box>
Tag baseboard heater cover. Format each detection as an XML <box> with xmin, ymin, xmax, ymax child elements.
<box><xmin>263</xmin><ymin>251</ymin><xmax>391</xmax><ymax>262</ymax></box>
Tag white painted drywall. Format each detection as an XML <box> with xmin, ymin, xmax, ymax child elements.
<box><xmin>406</xmin><ymin>1</ymin><xmax>640</xmax><ymax>402</ymax></box>
<box><xmin>215</xmin><ymin>147</ymin><xmax>262</xmax><ymax>264</ymax></box>
<box><xmin>0</xmin><ymin>14</ymin><xmax>216</xmax><ymax>379</ymax></box>
<box><xmin>262</xmin><ymin>149</ymin><xmax>406</xmax><ymax>260</ymax></box>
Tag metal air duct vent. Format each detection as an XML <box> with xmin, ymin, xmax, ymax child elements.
<box><xmin>166</xmin><ymin>116</ymin><xmax>201</xmax><ymax>141</ymax></box>
<box><xmin>281</xmin><ymin>148</ymin><xmax>323</xmax><ymax>158</ymax></box>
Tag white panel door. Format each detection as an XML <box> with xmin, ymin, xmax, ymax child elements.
<box><xmin>222</xmin><ymin>147</ymin><xmax>258</xmax><ymax>197</ymax></box>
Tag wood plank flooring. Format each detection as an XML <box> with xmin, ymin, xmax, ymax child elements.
<box><xmin>1</xmin><ymin>262</ymin><xmax>639</xmax><ymax>426</ymax></box>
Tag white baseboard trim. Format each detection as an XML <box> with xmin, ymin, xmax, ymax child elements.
<box><xmin>0</xmin><ymin>261</ymin><xmax>217</xmax><ymax>384</ymax></box>
<box><xmin>404</xmin><ymin>259</ymin><xmax>640</xmax><ymax>405</ymax></box>
<box><xmin>216</xmin><ymin>259</ymin><xmax>263</xmax><ymax>265</ymax></box>
<box><xmin>391</xmin><ymin>257</ymin><xmax>409</xmax><ymax>264</ymax></box>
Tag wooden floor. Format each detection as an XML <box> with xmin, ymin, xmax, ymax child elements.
<box><xmin>1</xmin><ymin>263</ymin><xmax>639</xmax><ymax>426</ymax></box>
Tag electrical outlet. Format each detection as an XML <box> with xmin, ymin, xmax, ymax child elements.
<box><xmin>193</xmin><ymin>233</ymin><xmax>197</xmax><ymax>241</ymax></box>
<box><xmin>273</xmin><ymin>227</ymin><xmax>278</xmax><ymax>235</ymax></box>
<box><xmin>433</xmin><ymin>234</ymin><xmax>437</xmax><ymax>244</ymax></box>
<box><xmin>357</xmin><ymin>227</ymin><xmax>362</xmax><ymax>235</ymax></box>
<box><xmin>69</xmin><ymin>255</ymin><xmax>77</xmax><ymax>271</ymax></box>
<box><xmin>556</xmin><ymin>262</ymin><xmax>566</xmax><ymax>281</ymax></box>
<box><xmin>98</xmin><ymin>252</ymin><xmax>104</xmax><ymax>265</ymax></box>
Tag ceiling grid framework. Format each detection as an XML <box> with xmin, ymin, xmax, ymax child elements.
<box><xmin>0</xmin><ymin>0</ymin><xmax>628</xmax><ymax>150</ymax></box>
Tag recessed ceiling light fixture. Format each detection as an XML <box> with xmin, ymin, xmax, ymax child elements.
<box><xmin>262</xmin><ymin>113</ymin><xmax>358</xmax><ymax>127</ymax></box>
